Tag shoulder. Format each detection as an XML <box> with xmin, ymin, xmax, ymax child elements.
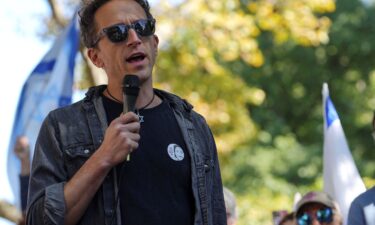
<box><xmin>48</xmin><ymin>99</ymin><xmax>85</xmax><ymax>120</ymax></box>
<box><xmin>155</xmin><ymin>89</ymin><xmax>212</xmax><ymax>132</ymax></box>
<box><xmin>154</xmin><ymin>89</ymin><xmax>192</xmax><ymax>111</ymax></box>
<box><xmin>353</xmin><ymin>186</ymin><xmax>375</xmax><ymax>204</ymax></box>
<box><xmin>354</xmin><ymin>186</ymin><xmax>375</xmax><ymax>203</ymax></box>
<box><xmin>48</xmin><ymin>85</ymin><xmax>105</xmax><ymax>119</ymax></box>
<box><xmin>349</xmin><ymin>186</ymin><xmax>375</xmax><ymax>217</ymax></box>
<box><xmin>156</xmin><ymin>89</ymin><xmax>208</xmax><ymax>121</ymax></box>
<box><xmin>348</xmin><ymin>188</ymin><xmax>374</xmax><ymax>225</ymax></box>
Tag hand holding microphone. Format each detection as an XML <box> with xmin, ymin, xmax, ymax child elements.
<box><xmin>98</xmin><ymin>75</ymin><xmax>140</xmax><ymax>166</ymax></box>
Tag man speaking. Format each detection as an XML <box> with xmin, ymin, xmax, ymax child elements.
<box><xmin>26</xmin><ymin>0</ymin><xmax>226</xmax><ymax>225</ymax></box>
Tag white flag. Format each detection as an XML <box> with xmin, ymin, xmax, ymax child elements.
<box><xmin>6</xmin><ymin>14</ymin><xmax>80</xmax><ymax>208</ymax></box>
<box><xmin>322</xmin><ymin>83</ymin><xmax>366</xmax><ymax>225</ymax></box>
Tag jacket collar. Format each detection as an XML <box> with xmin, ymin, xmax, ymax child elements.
<box><xmin>83</xmin><ymin>85</ymin><xmax>193</xmax><ymax>113</ymax></box>
<box><xmin>154</xmin><ymin>88</ymin><xmax>193</xmax><ymax>113</ymax></box>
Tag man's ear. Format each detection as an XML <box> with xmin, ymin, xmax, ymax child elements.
<box><xmin>87</xmin><ymin>48</ymin><xmax>104</xmax><ymax>68</ymax></box>
<box><xmin>153</xmin><ymin>34</ymin><xmax>159</xmax><ymax>54</ymax></box>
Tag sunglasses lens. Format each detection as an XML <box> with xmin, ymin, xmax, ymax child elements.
<box><xmin>101</xmin><ymin>19</ymin><xmax>155</xmax><ymax>44</ymax></box>
<box><xmin>297</xmin><ymin>207</ymin><xmax>333</xmax><ymax>225</ymax></box>
<box><xmin>317</xmin><ymin>207</ymin><xmax>333</xmax><ymax>223</ymax></box>
<box><xmin>297</xmin><ymin>214</ymin><xmax>311</xmax><ymax>225</ymax></box>
<box><xmin>134</xmin><ymin>19</ymin><xmax>155</xmax><ymax>36</ymax></box>
<box><xmin>105</xmin><ymin>25</ymin><xmax>128</xmax><ymax>43</ymax></box>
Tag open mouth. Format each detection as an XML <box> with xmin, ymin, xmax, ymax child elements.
<box><xmin>126</xmin><ymin>53</ymin><xmax>146</xmax><ymax>63</ymax></box>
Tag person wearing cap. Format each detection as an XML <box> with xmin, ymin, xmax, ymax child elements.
<box><xmin>295</xmin><ymin>191</ymin><xmax>342</xmax><ymax>225</ymax></box>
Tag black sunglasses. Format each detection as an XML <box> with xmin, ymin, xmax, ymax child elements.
<box><xmin>92</xmin><ymin>18</ymin><xmax>156</xmax><ymax>47</ymax></box>
<box><xmin>297</xmin><ymin>207</ymin><xmax>333</xmax><ymax>225</ymax></box>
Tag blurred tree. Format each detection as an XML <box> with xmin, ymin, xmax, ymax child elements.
<box><xmin>153</xmin><ymin>0</ymin><xmax>334</xmax><ymax>153</ymax></box>
<box><xmin>222</xmin><ymin>0</ymin><xmax>375</xmax><ymax>223</ymax></box>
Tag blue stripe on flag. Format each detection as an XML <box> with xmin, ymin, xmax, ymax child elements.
<box><xmin>325</xmin><ymin>96</ymin><xmax>339</xmax><ymax>128</ymax></box>
<box><xmin>67</xmin><ymin>20</ymin><xmax>79</xmax><ymax>76</ymax></box>
<box><xmin>32</xmin><ymin>60</ymin><xmax>56</xmax><ymax>74</ymax></box>
<box><xmin>59</xmin><ymin>96</ymin><xmax>72</xmax><ymax>107</ymax></box>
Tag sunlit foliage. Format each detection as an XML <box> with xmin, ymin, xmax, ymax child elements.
<box><xmin>153</xmin><ymin>0</ymin><xmax>334</xmax><ymax>154</ymax></box>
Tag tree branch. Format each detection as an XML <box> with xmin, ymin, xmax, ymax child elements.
<box><xmin>46</xmin><ymin>0</ymin><xmax>68</xmax><ymax>27</ymax></box>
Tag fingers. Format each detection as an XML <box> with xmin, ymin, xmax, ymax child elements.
<box><xmin>17</xmin><ymin>136</ymin><xmax>30</xmax><ymax>147</ymax></box>
<box><xmin>116</xmin><ymin>121</ymin><xmax>140</xmax><ymax>134</ymax></box>
<box><xmin>124</xmin><ymin>137</ymin><xmax>139</xmax><ymax>154</ymax></box>
<box><xmin>14</xmin><ymin>136</ymin><xmax>30</xmax><ymax>160</ymax></box>
<box><xmin>120</xmin><ymin>132</ymin><xmax>140</xmax><ymax>147</ymax></box>
<box><xmin>98</xmin><ymin>111</ymin><xmax>141</xmax><ymax>166</ymax></box>
<box><xmin>119</xmin><ymin>111</ymin><xmax>139</xmax><ymax>123</ymax></box>
<box><xmin>110</xmin><ymin>112</ymin><xmax>140</xmax><ymax>132</ymax></box>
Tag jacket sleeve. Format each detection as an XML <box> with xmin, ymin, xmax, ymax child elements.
<box><xmin>199</xmin><ymin>116</ymin><xmax>226</xmax><ymax>225</ymax></box>
<box><xmin>19</xmin><ymin>175</ymin><xmax>30</xmax><ymax>212</ymax></box>
<box><xmin>26</xmin><ymin>114</ymin><xmax>67</xmax><ymax>225</ymax></box>
<box><xmin>209</xmin><ymin>129</ymin><xmax>227</xmax><ymax>225</ymax></box>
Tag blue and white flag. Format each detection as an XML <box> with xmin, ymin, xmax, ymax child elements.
<box><xmin>6</xmin><ymin>14</ymin><xmax>80</xmax><ymax>207</ymax></box>
<box><xmin>322</xmin><ymin>83</ymin><xmax>366</xmax><ymax>225</ymax></box>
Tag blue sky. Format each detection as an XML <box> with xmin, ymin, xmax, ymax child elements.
<box><xmin>0</xmin><ymin>1</ymin><xmax>51</xmax><ymax>224</ymax></box>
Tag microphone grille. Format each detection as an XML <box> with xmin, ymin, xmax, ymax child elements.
<box><xmin>122</xmin><ymin>75</ymin><xmax>140</xmax><ymax>96</ymax></box>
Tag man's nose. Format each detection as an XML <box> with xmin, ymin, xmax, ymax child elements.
<box><xmin>126</xmin><ymin>29</ymin><xmax>141</xmax><ymax>46</ymax></box>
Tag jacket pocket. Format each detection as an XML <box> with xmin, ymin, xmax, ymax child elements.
<box><xmin>64</xmin><ymin>144</ymin><xmax>95</xmax><ymax>178</ymax></box>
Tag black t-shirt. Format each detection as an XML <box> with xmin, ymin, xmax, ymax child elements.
<box><xmin>102</xmin><ymin>94</ymin><xmax>194</xmax><ymax>225</ymax></box>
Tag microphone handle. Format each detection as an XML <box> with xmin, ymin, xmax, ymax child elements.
<box><xmin>123</xmin><ymin>93</ymin><xmax>137</xmax><ymax>113</ymax></box>
<box><xmin>123</xmin><ymin>93</ymin><xmax>127</xmax><ymax>114</ymax></box>
<box><xmin>123</xmin><ymin>93</ymin><xmax>138</xmax><ymax>161</ymax></box>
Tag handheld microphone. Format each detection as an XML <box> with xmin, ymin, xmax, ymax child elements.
<box><xmin>122</xmin><ymin>75</ymin><xmax>139</xmax><ymax>162</ymax></box>
<box><xmin>122</xmin><ymin>75</ymin><xmax>140</xmax><ymax>113</ymax></box>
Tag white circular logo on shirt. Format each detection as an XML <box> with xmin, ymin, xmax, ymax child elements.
<box><xmin>167</xmin><ymin>144</ymin><xmax>184</xmax><ymax>161</ymax></box>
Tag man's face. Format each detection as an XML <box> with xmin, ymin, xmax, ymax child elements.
<box><xmin>297</xmin><ymin>203</ymin><xmax>339</xmax><ymax>225</ymax></box>
<box><xmin>88</xmin><ymin>0</ymin><xmax>159</xmax><ymax>88</ymax></box>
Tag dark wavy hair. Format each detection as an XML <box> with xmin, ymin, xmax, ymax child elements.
<box><xmin>78</xmin><ymin>0</ymin><xmax>153</xmax><ymax>48</ymax></box>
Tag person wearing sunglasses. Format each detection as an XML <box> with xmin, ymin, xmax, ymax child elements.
<box><xmin>347</xmin><ymin>113</ymin><xmax>375</xmax><ymax>225</ymax></box>
<box><xmin>295</xmin><ymin>191</ymin><xmax>342</xmax><ymax>225</ymax></box>
<box><xmin>26</xmin><ymin>0</ymin><xmax>226</xmax><ymax>225</ymax></box>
